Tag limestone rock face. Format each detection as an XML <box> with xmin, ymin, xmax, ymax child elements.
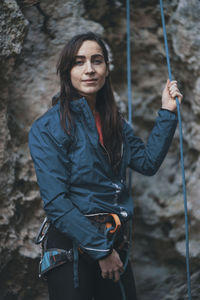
<box><xmin>0</xmin><ymin>0</ymin><xmax>29</xmax><ymax>286</ymax></box>
<box><xmin>0</xmin><ymin>0</ymin><xmax>199</xmax><ymax>299</ymax></box>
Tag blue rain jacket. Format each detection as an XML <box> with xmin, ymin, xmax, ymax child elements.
<box><xmin>28</xmin><ymin>97</ymin><xmax>177</xmax><ymax>260</ymax></box>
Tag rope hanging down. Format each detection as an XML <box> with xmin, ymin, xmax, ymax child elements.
<box><xmin>117</xmin><ymin>1</ymin><xmax>134</xmax><ymax>300</ymax></box>
<box><xmin>125</xmin><ymin>0</ymin><xmax>133</xmax><ymax>270</ymax></box>
<box><xmin>160</xmin><ymin>1</ymin><xmax>192</xmax><ymax>299</ymax></box>
<box><xmin>126</xmin><ymin>0</ymin><xmax>133</xmax><ymax>126</ymax></box>
<box><xmin>126</xmin><ymin>0</ymin><xmax>133</xmax><ymax>194</ymax></box>
<box><xmin>125</xmin><ymin>0</ymin><xmax>192</xmax><ymax>299</ymax></box>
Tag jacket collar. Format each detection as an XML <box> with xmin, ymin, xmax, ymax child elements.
<box><xmin>69</xmin><ymin>97</ymin><xmax>97</xmax><ymax>132</ymax></box>
<box><xmin>69</xmin><ymin>97</ymin><xmax>89</xmax><ymax>113</ymax></box>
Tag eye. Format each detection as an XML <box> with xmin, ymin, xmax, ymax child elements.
<box><xmin>93</xmin><ymin>59</ymin><xmax>103</xmax><ymax>65</ymax></box>
<box><xmin>74</xmin><ymin>60</ymin><xmax>84</xmax><ymax>66</ymax></box>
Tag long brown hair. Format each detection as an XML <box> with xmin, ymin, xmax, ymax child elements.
<box><xmin>56</xmin><ymin>32</ymin><xmax>123</xmax><ymax>171</ymax></box>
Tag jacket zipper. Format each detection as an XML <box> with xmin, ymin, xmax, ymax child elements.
<box><xmin>80</xmin><ymin>113</ymin><xmax>111</xmax><ymax>162</ymax></box>
<box><xmin>81</xmin><ymin>111</ymin><xmax>122</xmax><ymax>167</ymax></box>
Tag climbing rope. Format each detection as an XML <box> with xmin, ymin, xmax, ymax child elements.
<box><xmin>117</xmin><ymin>1</ymin><xmax>134</xmax><ymax>299</ymax></box>
<box><xmin>125</xmin><ymin>0</ymin><xmax>133</xmax><ymax>271</ymax></box>
<box><xmin>126</xmin><ymin>0</ymin><xmax>133</xmax><ymax>126</ymax></box>
<box><xmin>124</xmin><ymin>0</ymin><xmax>192</xmax><ymax>300</ymax></box>
<box><xmin>126</xmin><ymin>0</ymin><xmax>133</xmax><ymax>198</ymax></box>
<box><xmin>159</xmin><ymin>1</ymin><xmax>192</xmax><ymax>299</ymax></box>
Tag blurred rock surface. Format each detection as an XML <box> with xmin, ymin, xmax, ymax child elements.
<box><xmin>0</xmin><ymin>0</ymin><xmax>199</xmax><ymax>299</ymax></box>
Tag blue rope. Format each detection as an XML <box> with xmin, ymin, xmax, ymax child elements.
<box><xmin>160</xmin><ymin>1</ymin><xmax>192</xmax><ymax>299</ymax></box>
<box><xmin>126</xmin><ymin>0</ymin><xmax>133</xmax><ymax>271</ymax></box>
<box><xmin>126</xmin><ymin>0</ymin><xmax>133</xmax><ymax>204</ymax></box>
<box><xmin>73</xmin><ymin>241</ymin><xmax>79</xmax><ymax>288</ymax></box>
<box><xmin>117</xmin><ymin>1</ymin><xmax>134</xmax><ymax>300</ymax></box>
<box><xmin>119</xmin><ymin>279</ymin><xmax>126</xmax><ymax>300</ymax></box>
<box><xmin>126</xmin><ymin>0</ymin><xmax>133</xmax><ymax>258</ymax></box>
<box><xmin>126</xmin><ymin>0</ymin><xmax>134</xmax><ymax>196</ymax></box>
<box><xmin>119</xmin><ymin>220</ymin><xmax>133</xmax><ymax>300</ymax></box>
<box><xmin>126</xmin><ymin>0</ymin><xmax>133</xmax><ymax>126</ymax></box>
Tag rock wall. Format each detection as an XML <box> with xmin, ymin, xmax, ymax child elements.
<box><xmin>0</xmin><ymin>0</ymin><xmax>199</xmax><ymax>299</ymax></box>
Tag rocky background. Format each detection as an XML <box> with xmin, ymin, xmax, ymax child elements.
<box><xmin>0</xmin><ymin>0</ymin><xmax>200</xmax><ymax>299</ymax></box>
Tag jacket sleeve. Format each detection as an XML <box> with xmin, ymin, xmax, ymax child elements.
<box><xmin>123</xmin><ymin>109</ymin><xmax>178</xmax><ymax>176</ymax></box>
<box><xmin>28</xmin><ymin>121</ymin><xmax>113</xmax><ymax>260</ymax></box>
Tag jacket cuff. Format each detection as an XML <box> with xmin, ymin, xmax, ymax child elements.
<box><xmin>159</xmin><ymin>108</ymin><xmax>178</xmax><ymax>119</ymax></box>
<box><xmin>80</xmin><ymin>244</ymin><xmax>113</xmax><ymax>262</ymax></box>
<box><xmin>97</xmin><ymin>246</ymin><xmax>113</xmax><ymax>260</ymax></box>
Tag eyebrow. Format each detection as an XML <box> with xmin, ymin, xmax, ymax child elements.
<box><xmin>75</xmin><ymin>54</ymin><xmax>104</xmax><ymax>59</ymax></box>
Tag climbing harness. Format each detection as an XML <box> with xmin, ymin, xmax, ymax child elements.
<box><xmin>39</xmin><ymin>248</ymin><xmax>73</xmax><ymax>279</ymax></box>
<box><xmin>35</xmin><ymin>217</ymin><xmax>73</xmax><ymax>280</ymax></box>
<box><xmin>35</xmin><ymin>213</ymin><xmax>125</xmax><ymax>285</ymax></box>
<box><xmin>159</xmin><ymin>1</ymin><xmax>192</xmax><ymax>299</ymax></box>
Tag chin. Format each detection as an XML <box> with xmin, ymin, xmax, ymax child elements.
<box><xmin>82</xmin><ymin>88</ymin><xmax>99</xmax><ymax>95</ymax></box>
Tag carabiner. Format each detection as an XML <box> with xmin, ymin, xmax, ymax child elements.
<box><xmin>35</xmin><ymin>217</ymin><xmax>50</xmax><ymax>245</ymax></box>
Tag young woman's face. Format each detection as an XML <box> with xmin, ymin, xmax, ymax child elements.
<box><xmin>70</xmin><ymin>40</ymin><xmax>108</xmax><ymax>99</ymax></box>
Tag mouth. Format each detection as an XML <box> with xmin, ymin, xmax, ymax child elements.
<box><xmin>82</xmin><ymin>79</ymin><xmax>98</xmax><ymax>83</ymax></box>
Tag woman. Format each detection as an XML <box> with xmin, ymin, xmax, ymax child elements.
<box><xmin>29</xmin><ymin>32</ymin><xmax>182</xmax><ymax>300</ymax></box>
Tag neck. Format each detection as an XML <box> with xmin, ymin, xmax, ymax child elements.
<box><xmin>85</xmin><ymin>94</ymin><xmax>97</xmax><ymax>114</ymax></box>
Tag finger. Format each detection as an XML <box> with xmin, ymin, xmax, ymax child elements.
<box><xmin>163</xmin><ymin>79</ymin><xmax>169</xmax><ymax>92</ymax></box>
<box><xmin>166</xmin><ymin>78</ymin><xmax>170</xmax><ymax>87</ymax></box>
<box><xmin>176</xmin><ymin>93</ymin><xmax>183</xmax><ymax>103</ymax></box>
<box><xmin>168</xmin><ymin>83</ymin><xmax>177</xmax><ymax>92</ymax></box>
<box><xmin>119</xmin><ymin>266</ymin><xmax>124</xmax><ymax>273</ymax></box>
<box><xmin>169</xmin><ymin>89</ymin><xmax>179</xmax><ymax>98</ymax></box>
<box><xmin>169</xmin><ymin>84</ymin><xmax>178</xmax><ymax>92</ymax></box>
<box><xmin>102</xmin><ymin>272</ymin><xmax>108</xmax><ymax>279</ymax></box>
<box><xmin>170</xmin><ymin>90</ymin><xmax>182</xmax><ymax>98</ymax></box>
<box><xmin>169</xmin><ymin>80</ymin><xmax>177</xmax><ymax>86</ymax></box>
<box><xmin>118</xmin><ymin>259</ymin><xmax>124</xmax><ymax>269</ymax></box>
<box><xmin>166</xmin><ymin>80</ymin><xmax>177</xmax><ymax>93</ymax></box>
<box><xmin>169</xmin><ymin>86</ymin><xmax>178</xmax><ymax>94</ymax></box>
<box><xmin>108</xmin><ymin>272</ymin><xmax>113</xmax><ymax>280</ymax></box>
<box><xmin>170</xmin><ymin>92</ymin><xmax>183</xmax><ymax>102</ymax></box>
<box><xmin>169</xmin><ymin>86</ymin><xmax>181</xmax><ymax>95</ymax></box>
<box><xmin>113</xmin><ymin>270</ymin><xmax>120</xmax><ymax>282</ymax></box>
<box><xmin>165</xmin><ymin>79</ymin><xmax>170</xmax><ymax>91</ymax></box>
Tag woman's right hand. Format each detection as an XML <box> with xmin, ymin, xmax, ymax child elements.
<box><xmin>98</xmin><ymin>249</ymin><xmax>124</xmax><ymax>282</ymax></box>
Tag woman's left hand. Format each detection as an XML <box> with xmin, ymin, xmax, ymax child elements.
<box><xmin>161</xmin><ymin>79</ymin><xmax>183</xmax><ymax>112</ymax></box>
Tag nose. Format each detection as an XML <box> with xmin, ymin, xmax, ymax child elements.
<box><xmin>85</xmin><ymin>61</ymin><xmax>95</xmax><ymax>74</ymax></box>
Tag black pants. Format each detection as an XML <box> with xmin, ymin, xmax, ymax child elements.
<box><xmin>46</xmin><ymin>225</ymin><xmax>137</xmax><ymax>300</ymax></box>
